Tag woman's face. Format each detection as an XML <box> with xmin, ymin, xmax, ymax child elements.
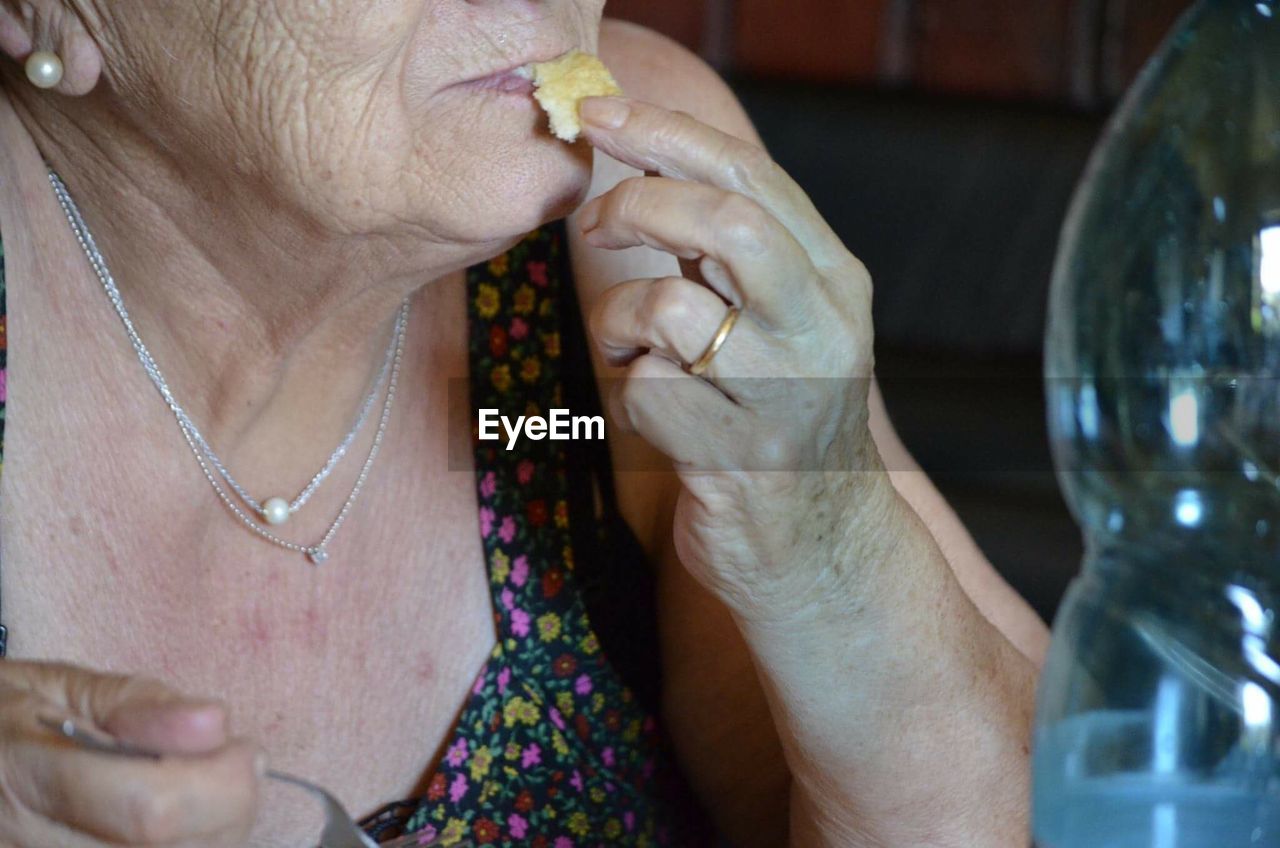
<box><xmin>96</xmin><ymin>0</ymin><xmax>604</xmax><ymax>250</ymax></box>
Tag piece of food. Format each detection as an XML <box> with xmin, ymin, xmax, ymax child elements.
<box><xmin>525</xmin><ymin>51</ymin><xmax>623</xmax><ymax>142</ymax></box>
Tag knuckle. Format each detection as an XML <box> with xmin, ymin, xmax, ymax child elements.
<box><xmin>726</xmin><ymin>143</ymin><xmax>778</xmax><ymax>192</ymax></box>
<box><xmin>112</xmin><ymin>674</ymin><xmax>170</xmax><ymax>707</ymax></box>
<box><xmin>658</xmin><ymin>111</ymin><xmax>698</xmax><ymax>147</ymax></box>
<box><xmin>69</xmin><ymin>668</ymin><xmax>171</xmax><ymax>728</ymax></box>
<box><xmin>751</xmin><ymin>430</ymin><xmax>803</xmax><ymax>470</ymax></box>
<box><xmin>587</xmin><ymin>291</ymin><xmax>615</xmax><ymax>343</ymax></box>
<box><xmin>713</xmin><ymin>194</ymin><xmax>771</xmax><ymax>255</ymax></box>
<box><xmin>611</xmin><ymin>176</ymin><xmax>650</xmax><ymax>218</ymax></box>
<box><xmin>846</xmin><ymin>252</ymin><xmax>872</xmax><ymax>283</ymax></box>
<box><xmin>124</xmin><ymin>784</ymin><xmax>184</xmax><ymax>844</ymax></box>
<box><xmin>835</xmin><ymin>253</ymin><xmax>873</xmax><ymax>297</ymax></box>
<box><xmin>645</xmin><ymin>277</ymin><xmax>691</xmax><ymax>329</ymax></box>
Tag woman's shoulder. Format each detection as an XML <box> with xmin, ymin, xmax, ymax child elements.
<box><xmin>598</xmin><ymin>18</ymin><xmax>759</xmax><ymax>143</ymax></box>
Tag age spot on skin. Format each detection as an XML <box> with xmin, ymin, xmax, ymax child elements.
<box><xmin>299</xmin><ymin>604</ymin><xmax>328</xmax><ymax>645</ymax></box>
<box><xmin>240</xmin><ymin>606</ymin><xmax>273</xmax><ymax>652</ymax></box>
<box><xmin>415</xmin><ymin>651</ymin><xmax>437</xmax><ymax>684</ymax></box>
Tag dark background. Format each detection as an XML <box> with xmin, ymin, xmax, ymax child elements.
<box><xmin>602</xmin><ymin>0</ymin><xmax>1198</xmax><ymax>622</ymax></box>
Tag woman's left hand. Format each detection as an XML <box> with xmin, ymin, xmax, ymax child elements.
<box><xmin>577</xmin><ymin>96</ymin><xmax>892</xmax><ymax>621</ymax></box>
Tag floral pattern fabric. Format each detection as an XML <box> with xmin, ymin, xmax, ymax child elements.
<box><xmin>0</xmin><ymin>226</ymin><xmax>710</xmax><ymax>846</ymax></box>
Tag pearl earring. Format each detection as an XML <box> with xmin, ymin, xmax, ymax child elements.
<box><xmin>25</xmin><ymin>51</ymin><xmax>64</xmax><ymax>89</ymax></box>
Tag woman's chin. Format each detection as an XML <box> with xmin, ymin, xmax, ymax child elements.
<box><xmin>456</xmin><ymin>145</ymin><xmax>593</xmax><ymax>243</ymax></box>
<box><xmin>538</xmin><ymin>154</ymin><xmax>594</xmax><ymax>222</ymax></box>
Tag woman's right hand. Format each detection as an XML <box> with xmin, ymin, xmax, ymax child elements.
<box><xmin>0</xmin><ymin>660</ymin><xmax>263</xmax><ymax>847</ymax></box>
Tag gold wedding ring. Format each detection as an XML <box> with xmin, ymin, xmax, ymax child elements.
<box><xmin>687</xmin><ymin>306</ymin><xmax>742</xmax><ymax>377</ymax></box>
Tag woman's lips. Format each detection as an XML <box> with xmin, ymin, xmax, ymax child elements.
<box><xmin>463</xmin><ymin>69</ymin><xmax>535</xmax><ymax>95</ymax></box>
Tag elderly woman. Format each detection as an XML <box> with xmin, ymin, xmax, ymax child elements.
<box><xmin>0</xmin><ymin>2</ymin><xmax>1048</xmax><ymax>846</ymax></box>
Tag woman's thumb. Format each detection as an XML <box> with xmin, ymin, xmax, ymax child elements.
<box><xmin>3</xmin><ymin>660</ymin><xmax>230</xmax><ymax>755</ymax></box>
<box><xmin>100</xmin><ymin>690</ymin><xmax>229</xmax><ymax>755</ymax></box>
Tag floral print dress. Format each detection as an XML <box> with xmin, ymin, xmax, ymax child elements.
<box><xmin>0</xmin><ymin>224</ymin><xmax>714</xmax><ymax>846</ymax></box>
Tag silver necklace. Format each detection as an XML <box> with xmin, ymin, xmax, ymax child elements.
<box><xmin>47</xmin><ymin>167</ymin><xmax>410</xmax><ymax>564</ymax></box>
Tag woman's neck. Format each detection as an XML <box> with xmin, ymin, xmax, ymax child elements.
<box><xmin>0</xmin><ymin>86</ymin><xmax>490</xmax><ymax>495</ymax></box>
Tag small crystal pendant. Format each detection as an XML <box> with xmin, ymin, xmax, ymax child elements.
<box><xmin>306</xmin><ymin>547</ymin><xmax>329</xmax><ymax>565</ymax></box>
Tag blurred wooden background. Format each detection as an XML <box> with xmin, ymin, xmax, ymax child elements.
<box><xmin>606</xmin><ymin>0</ymin><xmax>1195</xmax><ymax>107</ymax></box>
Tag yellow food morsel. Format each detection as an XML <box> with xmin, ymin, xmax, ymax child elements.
<box><xmin>529</xmin><ymin>51</ymin><xmax>624</xmax><ymax>142</ymax></box>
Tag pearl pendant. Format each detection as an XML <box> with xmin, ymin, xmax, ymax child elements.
<box><xmin>25</xmin><ymin>51</ymin><xmax>64</xmax><ymax>89</ymax></box>
<box><xmin>307</xmin><ymin>547</ymin><xmax>330</xmax><ymax>565</ymax></box>
<box><xmin>261</xmin><ymin>497</ymin><xmax>291</xmax><ymax>526</ymax></box>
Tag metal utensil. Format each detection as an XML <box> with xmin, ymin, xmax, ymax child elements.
<box><xmin>37</xmin><ymin>715</ymin><xmax>163</xmax><ymax>759</ymax></box>
<box><xmin>264</xmin><ymin>768</ymin><xmax>379</xmax><ymax>848</ymax></box>
<box><xmin>36</xmin><ymin>715</ymin><xmax>427</xmax><ymax>848</ymax></box>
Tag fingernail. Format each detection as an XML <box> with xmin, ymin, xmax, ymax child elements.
<box><xmin>579</xmin><ymin>97</ymin><xmax>629</xmax><ymax>129</ymax></box>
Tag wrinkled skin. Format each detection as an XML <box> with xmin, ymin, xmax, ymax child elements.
<box><xmin>72</xmin><ymin>0</ymin><xmax>605</xmax><ymax>248</ymax></box>
<box><xmin>0</xmin><ymin>3</ymin><xmax>624</xmax><ymax>847</ymax></box>
<box><xmin>0</xmin><ymin>1</ymin><xmax>1041</xmax><ymax>846</ymax></box>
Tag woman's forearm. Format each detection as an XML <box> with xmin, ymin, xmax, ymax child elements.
<box><xmin>569</xmin><ymin>90</ymin><xmax>1038</xmax><ymax>845</ymax></box>
<box><xmin>732</xmin><ymin>476</ymin><xmax>1037</xmax><ymax>847</ymax></box>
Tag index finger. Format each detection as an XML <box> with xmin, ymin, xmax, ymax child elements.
<box><xmin>579</xmin><ymin>96</ymin><xmax>849</xmax><ymax>270</ymax></box>
<box><xmin>11</xmin><ymin>726</ymin><xmax>260</xmax><ymax>844</ymax></box>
